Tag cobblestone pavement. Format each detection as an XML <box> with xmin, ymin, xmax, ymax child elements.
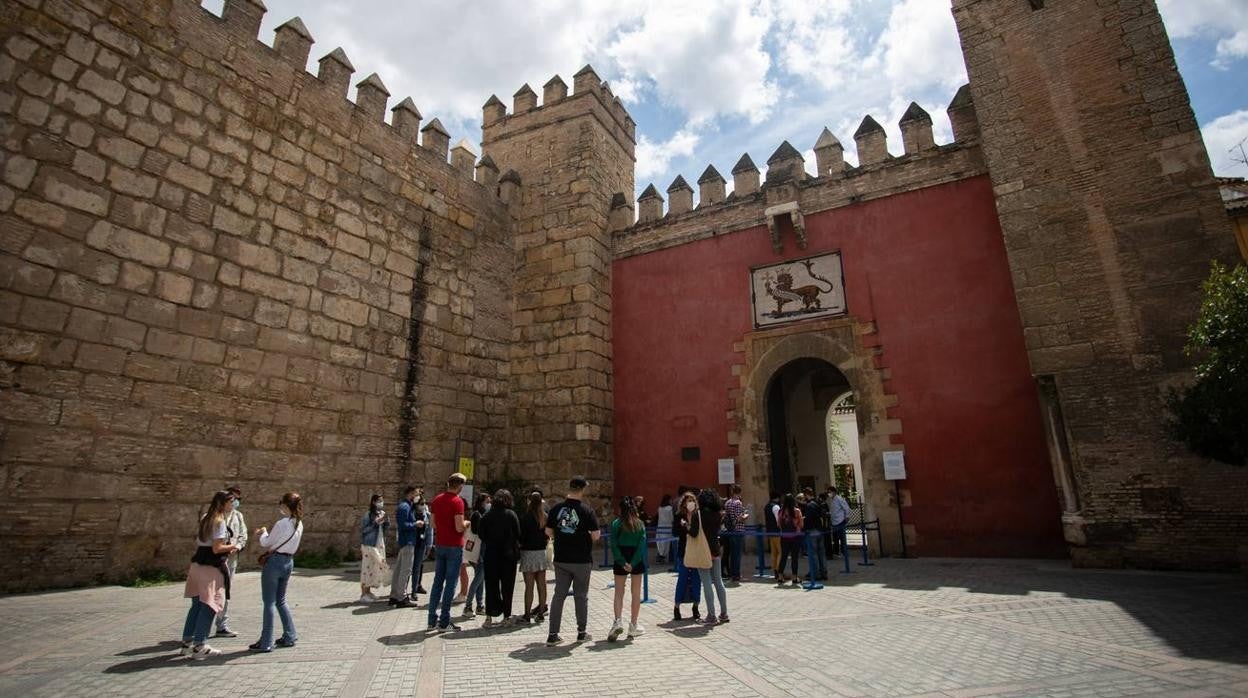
<box><xmin>1</xmin><ymin>557</ymin><xmax>1246</xmax><ymax>697</ymax></box>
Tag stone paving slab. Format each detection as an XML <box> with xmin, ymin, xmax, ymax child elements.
<box><xmin>1</xmin><ymin>558</ymin><xmax>1246</xmax><ymax>697</ymax></box>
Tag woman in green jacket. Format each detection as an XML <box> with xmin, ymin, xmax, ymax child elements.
<box><xmin>608</xmin><ymin>496</ymin><xmax>647</xmax><ymax>641</ymax></box>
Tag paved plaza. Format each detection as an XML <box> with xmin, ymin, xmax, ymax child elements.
<box><xmin>0</xmin><ymin>557</ymin><xmax>1245</xmax><ymax>697</ymax></box>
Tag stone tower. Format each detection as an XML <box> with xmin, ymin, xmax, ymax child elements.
<box><xmin>952</xmin><ymin>0</ymin><xmax>1246</xmax><ymax>568</ymax></box>
<box><xmin>481</xmin><ymin>67</ymin><xmax>635</xmax><ymax>495</ymax></box>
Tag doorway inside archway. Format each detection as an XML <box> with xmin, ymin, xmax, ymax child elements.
<box><xmin>764</xmin><ymin>358</ymin><xmax>858</xmax><ymax>499</ymax></box>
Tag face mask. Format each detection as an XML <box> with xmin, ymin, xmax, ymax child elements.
<box><xmin>483</xmin><ymin>503</ymin><xmax>492</xmax><ymax>512</ymax></box>
<box><xmin>232</xmin><ymin>499</ymin><xmax>240</xmax><ymax>510</ymax></box>
<box><xmin>686</xmin><ymin>502</ymin><xmax>696</xmax><ymax>512</ymax></box>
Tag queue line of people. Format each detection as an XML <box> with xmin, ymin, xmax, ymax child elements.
<box><xmin>178</xmin><ymin>477</ymin><xmax>853</xmax><ymax>659</ymax></box>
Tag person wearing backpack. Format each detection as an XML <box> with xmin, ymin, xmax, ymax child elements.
<box><xmin>776</xmin><ymin>493</ymin><xmax>804</xmax><ymax>586</ymax></box>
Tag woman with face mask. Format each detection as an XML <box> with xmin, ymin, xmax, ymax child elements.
<box><xmin>249</xmin><ymin>492</ymin><xmax>304</xmax><ymax>652</ymax></box>
<box><xmin>462</xmin><ymin>493</ymin><xmax>490</xmax><ymax>618</ymax></box>
<box><xmin>359</xmin><ymin>494</ymin><xmax>389</xmax><ymax>603</ymax></box>
<box><xmin>672</xmin><ymin>489</ymin><xmax>702</xmax><ymax>621</ymax></box>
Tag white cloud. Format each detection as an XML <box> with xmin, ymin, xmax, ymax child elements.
<box><xmin>636</xmin><ymin>128</ymin><xmax>701</xmax><ymax>181</ymax></box>
<box><xmin>1157</xmin><ymin>0</ymin><xmax>1248</xmax><ymax>68</ymax></box>
<box><xmin>1202</xmin><ymin>110</ymin><xmax>1248</xmax><ymax>176</ymax></box>
<box><xmin>875</xmin><ymin>0</ymin><xmax>966</xmax><ymax>95</ymax></box>
<box><xmin>607</xmin><ymin>0</ymin><xmax>779</xmax><ymax>124</ymax></box>
<box><xmin>768</xmin><ymin>0</ymin><xmax>858</xmax><ymax>85</ymax></box>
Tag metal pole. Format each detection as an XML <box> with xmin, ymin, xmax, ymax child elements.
<box><xmin>895</xmin><ymin>479</ymin><xmax>908</xmax><ymax>558</ymax></box>
<box><xmin>641</xmin><ymin>525</ymin><xmax>656</xmax><ymax>603</ymax></box>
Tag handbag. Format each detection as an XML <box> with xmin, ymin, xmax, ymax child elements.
<box><xmin>463</xmin><ymin>531</ymin><xmax>482</xmax><ymax>564</ymax></box>
<box><xmin>258</xmin><ymin>523</ymin><xmax>299</xmax><ymax>566</ymax></box>
<box><xmin>544</xmin><ymin>538</ymin><xmax>555</xmax><ymax>566</ymax></box>
<box><xmin>683</xmin><ymin>514</ymin><xmax>713</xmax><ymax>570</ymax></box>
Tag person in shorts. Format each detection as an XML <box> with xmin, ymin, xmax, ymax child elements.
<box><xmin>608</xmin><ymin>496</ymin><xmax>648</xmax><ymax>641</ymax></box>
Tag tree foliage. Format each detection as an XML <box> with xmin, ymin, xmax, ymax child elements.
<box><xmin>1166</xmin><ymin>261</ymin><xmax>1248</xmax><ymax>465</ymax></box>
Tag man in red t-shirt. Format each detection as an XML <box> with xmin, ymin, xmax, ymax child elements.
<box><xmin>426</xmin><ymin>473</ymin><xmax>468</xmax><ymax>631</ymax></box>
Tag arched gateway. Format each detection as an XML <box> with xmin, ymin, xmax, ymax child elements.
<box><xmin>736</xmin><ymin>319</ymin><xmax>902</xmax><ymax>556</ymax></box>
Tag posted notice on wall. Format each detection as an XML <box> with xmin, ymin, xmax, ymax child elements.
<box><xmin>883</xmin><ymin>451</ymin><xmax>907</xmax><ymax>480</ymax></box>
<box><xmin>717</xmin><ymin>458</ymin><xmax>736</xmax><ymax>485</ymax></box>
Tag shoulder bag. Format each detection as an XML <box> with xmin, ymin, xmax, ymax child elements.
<box><xmin>258</xmin><ymin>522</ymin><xmax>299</xmax><ymax>566</ymax></box>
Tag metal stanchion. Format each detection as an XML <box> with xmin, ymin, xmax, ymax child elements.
<box><xmin>641</xmin><ymin>526</ymin><xmax>656</xmax><ymax>604</ymax></box>
<box><xmin>755</xmin><ymin>525</ymin><xmax>768</xmax><ymax>577</ymax></box>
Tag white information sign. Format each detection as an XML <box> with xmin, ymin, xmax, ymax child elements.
<box><xmin>883</xmin><ymin>451</ymin><xmax>907</xmax><ymax>480</ymax></box>
<box><xmin>460</xmin><ymin>484</ymin><xmax>474</xmax><ymax>504</ymax></box>
<box><xmin>717</xmin><ymin>458</ymin><xmax>736</xmax><ymax>485</ymax></box>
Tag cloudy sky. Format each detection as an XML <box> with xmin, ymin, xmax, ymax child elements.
<box><xmin>207</xmin><ymin>0</ymin><xmax>1247</xmax><ymax>199</ymax></box>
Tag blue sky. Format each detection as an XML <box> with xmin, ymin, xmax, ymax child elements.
<box><xmin>207</xmin><ymin>0</ymin><xmax>1248</xmax><ymax>200</ymax></box>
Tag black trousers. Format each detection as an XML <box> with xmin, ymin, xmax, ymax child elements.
<box><xmin>778</xmin><ymin>537</ymin><xmax>802</xmax><ymax>577</ymax></box>
<box><xmin>483</xmin><ymin>553</ymin><xmax>517</xmax><ymax>618</ymax></box>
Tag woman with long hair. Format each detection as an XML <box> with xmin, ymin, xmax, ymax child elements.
<box><xmin>180</xmin><ymin>490</ymin><xmax>241</xmax><ymax>659</ymax></box>
<box><xmin>249</xmin><ymin>492</ymin><xmax>304</xmax><ymax>652</ymax></box>
<box><xmin>519</xmin><ymin>491</ymin><xmax>550</xmax><ymax>623</ymax></box>
<box><xmin>478</xmin><ymin>489</ymin><xmax>522</xmax><ymax>627</ymax></box>
<box><xmin>462</xmin><ymin>492</ymin><xmax>490</xmax><ymax>617</ymax></box>
<box><xmin>608</xmin><ymin>496</ymin><xmax>648</xmax><ymax>641</ymax></box>
<box><xmin>672</xmin><ymin>489</ymin><xmax>702</xmax><ymax>621</ymax></box>
<box><xmin>776</xmin><ymin>493</ymin><xmax>805</xmax><ymax>586</ymax></box>
<box><xmin>694</xmin><ymin>489</ymin><xmax>729</xmax><ymax>624</ymax></box>
<box><xmin>655</xmin><ymin>494</ymin><xmax>674</xmax><ymax>563</ymax></box>
<box><xmin>359</xmin><ymin>493</ymin><xmax>389</xmax><ymax>603</ymax></box>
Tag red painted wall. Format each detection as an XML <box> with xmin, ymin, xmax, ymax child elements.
<box><xmin>612</xmin><ymin>176</ymin><xmax>1067</xmax><ymax>558</ymax></box>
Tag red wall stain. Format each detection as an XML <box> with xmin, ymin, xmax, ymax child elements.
<box><xmin>612</xmin><ymin>176</ymin><xmax>1067</xmax><ymax>558</ymax></box>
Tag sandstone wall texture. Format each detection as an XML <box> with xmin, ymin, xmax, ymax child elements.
<box><xmin>953</xmin><ymin>0</ymin><xmax>1248</xmax><ymax>569</ymax></box>
<box><xmin>0</xmin><ymin>0</ymin><xmax>513</xmax><ymax>590</ymax></box>
<box><xmin>482</xmin><ymin>68</ymin><xmax>634</xmax><ymax>499</ymax></box>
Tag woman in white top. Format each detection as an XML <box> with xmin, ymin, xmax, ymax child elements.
<box><xmin>181</xmin><ymin>490</ymin><xmax>241</xmax><ymax>659</ymax></box>
<box><xmin>249</xmin><ymin>492</ymin><xmax>304</xmax><ymax>652</ymax></box>
<box><xmin>655</xmin><ymin>494</ymin><xmax>675</xmax><ymax>563</ymax></box>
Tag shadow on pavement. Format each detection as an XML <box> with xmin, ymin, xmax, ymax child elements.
<box><xmin>507</xmin><ymin>642</ymin><xmax>574</xmax><ymax>662</ymax></box>
<box><xmin>114</xmin><ymin>640</ymin><xmax>184</xmax><ymax>657</ymax></box>
<box><xmin>104</xmin><ymin>649</ymin><xmax>253</xmax><ymax>673</ymax></box>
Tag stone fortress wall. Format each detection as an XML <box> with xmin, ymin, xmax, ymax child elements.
<box><xmin>0</xmin><ymin>0</ymin><xmax>522</xmax><ymax>590</ymax></box>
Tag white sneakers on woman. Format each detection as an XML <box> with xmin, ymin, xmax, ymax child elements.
<box><xmin>608</xmin><ymin>619</ymin><xmax>645</xmax><ymax>641</ymax></box>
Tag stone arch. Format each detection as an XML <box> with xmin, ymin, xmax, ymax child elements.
<box><xmin>734</xmin><ymin>319</ymin><xmax>902</xmax><ymax>555</ymax></box>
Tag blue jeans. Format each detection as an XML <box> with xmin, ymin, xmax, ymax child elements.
<box><xmin>259</xmin><ymin>554</ymin><xmax>296</xmax><ymax>648</ymax></box>
<box><xmin>466</xmin><ymin>541</ymin><xmax>485</xmax><ymax>607</ymax></box>
<box><xmin>807</xmin><ymin>532</ymin><xmax>827</xmax><ymax>578</ymax></box>
<box><xmin>427</xmin><ymin>545</ymin><xmax>463</xmax><ymax>628</ymax></box>
<box><xmin>182</xmin><ymin>596</ymin><xmax>216</xmax><ymax>645</ymax></box>
<box><xmin>698</xmin><ymin>557</ymin><xmax>728</xmax><ymax>618</ymax></box>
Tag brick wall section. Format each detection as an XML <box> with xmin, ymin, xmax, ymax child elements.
<box><xmin>483</xmin><ymin>75</ymin><xmax>634</xmax><ymax>497</ymax></box>
<box><xmin>0</xmin><ymin>0</ymin><xmax>512</xmax><ymax>590</ymax></box>
<box><xmin>953</xmin><ymin>0</ymin><xmax>1247</xmax><ymax>569</ymax></box>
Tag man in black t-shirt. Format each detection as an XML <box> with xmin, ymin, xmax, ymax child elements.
<box><xmin>544</xmin><ymin>476</ymin><xmax>600</xmax><ymax>645</ymax></box>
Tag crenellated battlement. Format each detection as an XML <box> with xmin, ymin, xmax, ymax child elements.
<box><xmin>170</xmin><ymin>1</ymin><xmax>501</xmax><ymax>193</ymax></box>
<box><xmin>613</xmin><ymin>86</ymin><xmax>985</xmax><ymax>256</ymax></box>
<box><xmin>480</xmin><ymin>64</ymin><xmax>636</xmax><ymax>159</ymax></box>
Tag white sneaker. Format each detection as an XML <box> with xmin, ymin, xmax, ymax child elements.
<box><xmin>191</xmin><ymin>644</ymin><xmax>222</xmax><ymax>660</ymax></box>
<box><xmin>464</xmin><ymin>606</ymin><xmax>476</xmax><ymax>618</ymax></box>
<box><xmin>359</xmin><ymin>593</ymin><xmax>377</xmax><ymax>603</ymax></box>
<box><xmin>178</xmin><ymin>641</ymin><xmax>193</xmax><ymax>657</ymax></box>
<box><xmin>608</xmin><ymin>618</ymin><xmax>624</xmax><ymax>642</ymax></box>
<box><xmin>628</xmin><ymin>622</ymin><xmax>645</xmax><ymax>638</ymax></box>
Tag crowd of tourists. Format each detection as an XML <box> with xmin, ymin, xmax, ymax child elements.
<box><xmin>177</xmin><ymin>475</ymin><xmax>854</xmax><ymax>658</ymax></box>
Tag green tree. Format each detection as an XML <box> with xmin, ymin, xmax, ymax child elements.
<box><xmin>1166</xmin><ymin>261</ymin><xmax>1248</xmax><ymax>465</ymax></box>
